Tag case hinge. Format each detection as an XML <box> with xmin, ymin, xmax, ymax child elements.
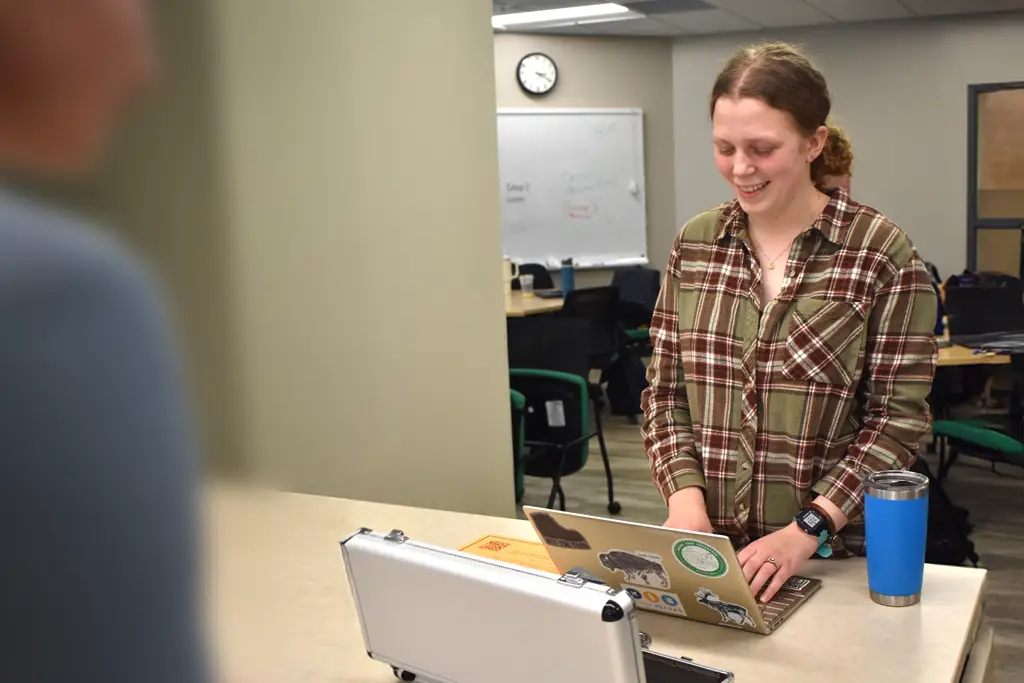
<box><xmin>384</xmin><ymin>529</ymin><xmax>409</xmax><ymax>543</ymax></box>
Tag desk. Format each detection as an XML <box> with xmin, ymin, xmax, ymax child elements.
<box><xmin>505</xmin><ymin>290</ymin><xmax>563</xmax><ymax>317</ymax></box>
<box><xmin>208</xmin><ymin>487</ymin><xmax>992</xmax><ymax>683</ymax></box>
<box><xmin>938</xmin><ymin>344</ymin><xmax>1011</xmax><ymax>367</ymax></box>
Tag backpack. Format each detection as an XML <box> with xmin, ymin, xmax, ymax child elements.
<box><xmin>908</xmin><ymin>458</ymin><xmax>980</xmax><ymax>567</ymax></box>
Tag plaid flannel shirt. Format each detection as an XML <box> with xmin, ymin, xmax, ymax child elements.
<box><xmin>641</xmin><ymin>189</ymin><xmax>937</xmax><ymax>555</ymax></box>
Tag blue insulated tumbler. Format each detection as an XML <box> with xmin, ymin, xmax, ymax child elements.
<box><xmin>560</xmin><ymin>258</ymin><xmax>575</xmax><ymax>294</ymax></box>
<box><xmin>864</xmin><ymin>470</ymin><xmax>929</xmax><ymax>606</ymax></box>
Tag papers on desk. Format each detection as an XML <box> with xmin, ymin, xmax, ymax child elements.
<box><xmin>460</xmin><ymin>534</ymin><xmax>558</xmax><ymax>574</ymax></box>
<box><xmin>978</xmin><ymin>340</ymin><xmax>1024</xmax><ymax>354</ymax></box>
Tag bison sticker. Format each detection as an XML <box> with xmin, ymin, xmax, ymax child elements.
<box><xmin>694</xmin><ymin>588</ymin><xmax>755</xmax><ymax>628</ymax></box>
<box><xmin>598</xmin><ymin>550</ymin><xmax>670</xmax><ymax>589</ymax></box>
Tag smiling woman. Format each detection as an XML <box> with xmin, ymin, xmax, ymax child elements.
<box><xmin>641</xmin><ymin>42</ymin><xmax>937</xmax><ymax>605</ymax></box>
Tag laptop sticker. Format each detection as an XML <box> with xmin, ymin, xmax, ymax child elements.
<box><xmin>530</xmin><ymin>512</ymin><xmax>591</xmax><ymax>550</ymax></box>
<box><xmin>672</xmin><ymin>539</ymin><xmax>729</xmax><ymax>578</ymax></box>
<box><xmin>598</xmin><ymin>550</ymin><xmax>670</xmax><ymax>589</ymax></box>
<box><xmin>782</xmin><ymin>577</ymin><xmax>810</xmax><ymax>591</ymax></box>
<box><xmin>695</xmin><ymin>588</ymin><xmax>755</xmax><ymax>628</ymax></box>
<box><xmin>623</xmin><ymin>584</ymin><xmax>687</xmax><ymax>617</ymax></box>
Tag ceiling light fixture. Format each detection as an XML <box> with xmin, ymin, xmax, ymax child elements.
<box><xmin>492</xmin><ymin>3</ymin><xmax>631</xmax><ymax>30</ymax></box>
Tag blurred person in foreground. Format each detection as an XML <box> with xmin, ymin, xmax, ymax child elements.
<box><xmin>0</xmin><ymin>2</ymin><xmax>210</xmax><ymax>682</ymax></box>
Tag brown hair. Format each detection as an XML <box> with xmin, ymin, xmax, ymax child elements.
<box><xmin>709</xmin><ymin>42</ymin><xmax>853</xmax><ymax>188</ymax></box>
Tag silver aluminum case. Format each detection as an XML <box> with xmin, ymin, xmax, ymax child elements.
<box><xmin>341</xmin><ymin>528</ymin><xmax>645</xmax><ymax>683</ymax></box>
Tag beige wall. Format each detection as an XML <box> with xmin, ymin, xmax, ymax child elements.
<box><xmin>672</xmin><ymin>11</ymin><xmax>1024</xmax><ymax>279</ymax></box>
<box><xmin>494</xmin><ymin>34</ymin><xmax>676</xmax><ymax>285</ymax></box>
<box><xmin>212</xmin><ymin>1</ymin><xmax>514</xmax><ymax>515</ymax></box>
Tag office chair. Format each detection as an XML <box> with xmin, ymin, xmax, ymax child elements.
<box><xmin>510</xmin><ymin>389</ymin><xmax>527</xmax><ymax>503</ymax></box>
<box><xmin>511</xmin><ymin>263</ymin><xmax>555</xmax><ymax>290</ymax></box>
<box><xmin>509</xmin><ymin>368</ymin><xmax>593</xmax><ymax>511</ymax></box>
<box><xmin>934</xmin><ymin>276</ymin><xmax>1024</xmax><ymax>478</ymax></box>
<box><xmin>557</xmin><ymin>285</ymin><xmax>648</xmax><ymax>423</ymax></box>
<box><xmin>556</xmin><ymin>286</ymin><xmax>622</xmax><ymax>370</ymax></box>
<box><xmin>611</xmin><ymin>266</ymin><xmax>661</xmax><ymax>352</ymax></box>
<box><xmin>506</xmin><ymin>316</ymin><xmax>621</xmax><ymax>513</ymax></box>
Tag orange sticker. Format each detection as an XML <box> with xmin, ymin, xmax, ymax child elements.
<box><xmin>459</xmin><ymin>534</ymin><xmax>559</xmax><ymax>574</ymax></box>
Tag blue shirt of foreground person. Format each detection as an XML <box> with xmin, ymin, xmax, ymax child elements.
<box><xmin>0</xmin><ymin>2</ymin><xmax>209</xmax><ymax>682</ymax></box>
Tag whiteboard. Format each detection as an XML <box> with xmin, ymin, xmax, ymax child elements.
<box><xmin>496</xmin><ymin>108</ymin><xmax>648</xmax><ymax>269</ymax></box>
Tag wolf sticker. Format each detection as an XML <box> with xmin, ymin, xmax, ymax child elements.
<box><xmin>598</xmin><ymin>550</ymin><xmax>670</xmax><ymax>589</ymax></box>
<box><xmin>694</xmin><ymin>588</ymin><xmax>755</xmax><ymax>628</ymax></box>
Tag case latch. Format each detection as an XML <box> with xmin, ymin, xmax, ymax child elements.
<box><xmin>558</xmin><ymin>571</ymin><xmax>586</xmax><ymax>587</ymax></box>
<box><xmin>384</xmin><ymin>529</ymin><xmax>409</xmax><ymax>543</ymax></box>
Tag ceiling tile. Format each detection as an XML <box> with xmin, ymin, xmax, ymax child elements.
<box><xmin>503</xmin><ymin>15</ymin><xmax>685</xmax><ymax>36</ymax></box>
<box><xmin>899</xmin><ymin>0</ymin><xmax>1008</xmax><ymax>16</ymax></box>
<box><xmin>523</xmin><ymin>24</ymin><xmax>606</xmax><ymax>34</ymax></box>
<box><xmin>655</xmin><ymin>8</ymin><xmax>761</xmax><ymax>32</ymax></box>
<box><xmin>803</xmin><ymin>0</ymin><xmax>913</xmax><ymax>22</ymax></box>
<box><xmin>621</xmin><ymin>0</ymin><xmax>718</xmax><ymax>12</ymax></box>
<box><xmin>707</xmin><ymin>0</ymin><xmax>837</xmax><ymax>27</ymax></box>
<box><xmin>586</xmin><ymin>16</ymin><xmax>690</xmax><ymax>33</ymax></box>
<box><xmin>492</xmin><ymin>0</ymin><xmax>605</xmax><ymax>15</ymax></box>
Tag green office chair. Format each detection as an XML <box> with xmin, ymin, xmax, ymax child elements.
<box><xmin>932</xmin><ymin>354</ymin><xmax>1024</xmax><ymax>480</ymax></box>
<box><xmin>506</xmin><ymin>316</ymin><xmax>621</xmax><ymax>514</ymax></box>
<box><xmin>510</xmin><ymin>389</ymin><xmax>527</xmax><ymax>503</ymax></box>
<box><xmin>509</xmin><ymin>368</ymin><xmax>594</xmax><ymax>511</ymax></box>
<box><xmin>932</xmin><ymin>417</ymin><xmax>1024</xmax><ymax>480</ymax></box>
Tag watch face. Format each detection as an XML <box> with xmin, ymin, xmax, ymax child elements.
<box><xmin>804</xmin><ymin>510</ymin><xmax>822</xmax><ymax>527</ymax></box>
<box><xmin>517</xmin><ymin>53</ymin><xmax>557</xmax><ymax>95</ymax></box>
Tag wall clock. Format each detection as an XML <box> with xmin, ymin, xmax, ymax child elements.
<box><xmin>517</xmin><ymin>52</ymin><xmax>557</xmax><ymax>95</ymax></box>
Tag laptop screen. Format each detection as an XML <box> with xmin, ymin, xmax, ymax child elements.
<box><xmin>642</xmin><ymin>652</ymin><xmax>731</xmax><ymax>683</ymax></box>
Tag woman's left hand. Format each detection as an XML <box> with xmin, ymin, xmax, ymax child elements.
<box><xmin>737</xmin><ymin>523</ymin><xmax>820</xmax><ymax>603</ymax></box>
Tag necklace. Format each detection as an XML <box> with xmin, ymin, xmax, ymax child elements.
<box><xmin>748</xmin><ymin>197</ymin><xmax>828</xmax><ymax>270</ymax></box>
<box><xmin>749</xmin><ymin>233</ymin><xmax>794</xmax><ymax>271</ymax></box>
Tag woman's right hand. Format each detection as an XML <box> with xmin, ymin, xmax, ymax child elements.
<box><xmin>664</xmin><ymin>487</ymin><xmax>713</xmax><ymax>533</ymax></box>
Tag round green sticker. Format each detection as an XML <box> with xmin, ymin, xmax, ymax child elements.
<box><xmin>672</xmin><ymin>539</ymin><xmax>728</xmax><ymax>578</ymax></box>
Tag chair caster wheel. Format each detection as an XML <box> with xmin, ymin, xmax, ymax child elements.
<box><xmin>608</xmin><ymin>501</ymin><xmax>622</xmax><ymax>515</ymax></box>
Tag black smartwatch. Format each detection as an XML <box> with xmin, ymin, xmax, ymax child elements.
<box><xmin>795</xmin><ymin>505</ymin><xmax>830</xmax><ymax>537</ymax></box>
<box><xmin>794</xmin><ymin>503</ymin><xmax>835</xmax><ymax>558</ymax></box>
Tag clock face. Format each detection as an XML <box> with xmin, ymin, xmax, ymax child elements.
<box><xmin>517</xmin><ymin>53</ymin><xmax>557</xmax><ymax>95</ymax></box>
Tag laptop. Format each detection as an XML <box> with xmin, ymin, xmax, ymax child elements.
<box><xmin>523</xmin><ymin>506</ymin><xmax>821</xmax><ymax>635</ymax></box>
<box><xmin>945</xmin><ymin>284</ymin><xmax>1024</xmax><ymax>348</ymax></box>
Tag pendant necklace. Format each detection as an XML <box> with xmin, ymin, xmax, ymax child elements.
<box><xmin>749</xmin><ymin>234</ymin><xmax>793</xmax><ymax>271</ymax></box>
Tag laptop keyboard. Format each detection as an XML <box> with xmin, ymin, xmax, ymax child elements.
<box><xmin>757</xmin><ymin>587</ymin><xmax>802</xmax><ymax>625</ymax></box>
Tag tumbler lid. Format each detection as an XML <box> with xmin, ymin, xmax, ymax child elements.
<box><xmin>864</xmin><ymin>470</ymin><xmax>929</xmax><ymax>501</ymax></box>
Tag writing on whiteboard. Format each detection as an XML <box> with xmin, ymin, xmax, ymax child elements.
<box><xmin>505</xmin><ymin>181</ymin><xmax>531</xmax><ymax>205</ymax></box>
<box><xmin>568</xmin><ymin>202</ymin><xmax>597</xmax><ymax>220</ymax></box>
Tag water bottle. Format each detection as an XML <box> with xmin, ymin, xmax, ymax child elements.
<box><xmin>863</xmin><ymin>470</ymin><xmax>929</xmax><ymax>606</ymax></box>
<box><xmin>560</xmin><ymin>258</ymin><xmax>575</xmax><ymax>294</ymax></box>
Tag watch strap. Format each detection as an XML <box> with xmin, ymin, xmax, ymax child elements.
<box><xmin>814</xmin><ymin>529</ymin><xmax>833</xmax><ymax>558</ymax></box>
<box><xmin>807</xmin><ymin>500</ymin><xmax>837</xmax><ymax>536</ymax></box>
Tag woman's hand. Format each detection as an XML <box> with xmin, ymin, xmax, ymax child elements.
<box><xmin>664</xmin><ymin>487</ymin><xmax>713</xmax><ymax>533</ymax></box>
<box><xmin>736</xmin><ymin>523</ymin><xmax>820</xmax><ymax>603</ymax></box>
